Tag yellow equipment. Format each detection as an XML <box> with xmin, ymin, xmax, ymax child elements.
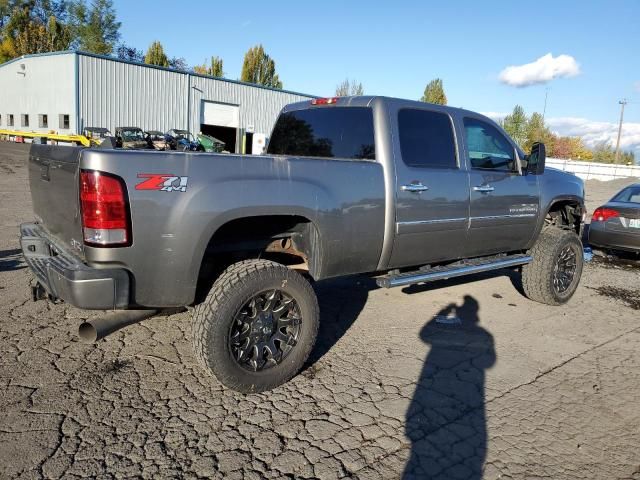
<box><xmin>0</xmin><ymin>129</ymin><xmax>92</xmax><ymax>147</ymax></box>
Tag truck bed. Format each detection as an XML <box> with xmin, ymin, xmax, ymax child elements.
<box><xmin>26</xmin><ymin>144</ymin><xmax>386</xmax><ymax>307</ymax></box>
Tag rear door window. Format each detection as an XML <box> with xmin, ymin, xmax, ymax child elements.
<box><xmin>267</xmin><ymin>107</ymin><xmax>375</xmax><ymax>160</ymax></box>
<box><xmin>398</xmin><ymin>108</ymin><xmax>457</xmax><ymax>168</ymax></box>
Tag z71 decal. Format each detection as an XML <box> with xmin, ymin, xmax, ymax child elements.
<box><xmin>135</xmin><ymin>174</ymin><xmax>188</xmax><ymax>192</ymax></box>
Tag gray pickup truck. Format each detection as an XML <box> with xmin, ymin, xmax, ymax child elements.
<box><xmin>20</xmin><ymin>96</ymin><xmax>586</xmax><ymax>392</ymax></box>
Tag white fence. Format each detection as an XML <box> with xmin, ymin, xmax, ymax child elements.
<box><xmin>546</xmin><ymin>158</ymin><xmax>640</xmax><ymax>181</ymax></box>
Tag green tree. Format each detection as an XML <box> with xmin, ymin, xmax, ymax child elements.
<box><xmin>591</xmin><ymin>142</ymin><xmax>636</xmax><ymax>164</ymax></box>
<box><xmin>523</xmin><ymin>112</ymin><xmax>556</xmax><ymax>153</ymax></box>
<box><xmin>144</xmin><ymin>40</ymin><xmax>168</xmax><ymax>67</ymax></box>
<box><xmin>502</xmin><ymin>105</ymin><xmax>528</xmax><ymax>148</ymax></box>
<box><xmin>69</xmin><ymin>0</ymin><xmax>120</xmax><ymax>55</ymax></box>
<box><xmin>16</xmin><ymin>14</ymin><xmax>71</xmax><ymax>52</ymax></box>
<box><xmin>0</xmin><ymin>1</ymin><xmax>73</xmax><ymax>62</ymax></box>
<box><xmin>1</xmin><ymin>1</ymin><xmax>68</xmax><ymax>28</ymax></box>
<box><xmin>420</xmin><ymin>78</ymin><xmax>447</xmax><ymax>105</ymax></box>
<box><xmin>335</xmin><ymin>78</ymin><xmax>364</xmax><ymax>96</ymax></box>
<box><xmin>240</xmin><ymin>44</ymin><xmax>282</xmax><ymax>88</ymax></box>
<box><xmin>193</xmin><ymin>55</ymin><xmax>224</xmax><ymax>77</ymax></box>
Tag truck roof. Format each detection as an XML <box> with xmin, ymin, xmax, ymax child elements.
<box><xmin>282</xmin><ymin>95</ymin><xmax>492</xmax><ymax>122</ymax></box>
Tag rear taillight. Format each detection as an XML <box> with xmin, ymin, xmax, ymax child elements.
<box><xmin>311</xmin><ymin>97</ymin><xmax>339</xmax><ymax>105</ymax></box>
<box><xmin>591</xmin><ymin>207</ymin><xmax>619</xmax><ymax>222</ymax></box>
<box><xmin>80</xmin><ymin>170</ymin><xmax>130</xmax><ymax>246</ymax></box>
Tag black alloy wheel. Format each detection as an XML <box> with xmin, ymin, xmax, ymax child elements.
<box><xmin>229</xmin><ymin>289</ymin><xmax>302</xmax><ymax>372</ymax></box>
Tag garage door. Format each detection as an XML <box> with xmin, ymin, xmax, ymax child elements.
<box><xmin>202</xmin><ymin>101</ymin><xmax>239</xmax><ymax>128</ymax></box>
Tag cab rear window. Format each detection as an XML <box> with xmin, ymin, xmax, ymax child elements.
<box><xmin>267</xmin><ymin>107</ymin><xmax>375</xmax><ymax>160</ymax></box>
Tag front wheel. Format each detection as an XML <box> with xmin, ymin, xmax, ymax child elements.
<box><xmin>192</xmin><ymin>259</ymin><xmax>319</xmax><ymax>393</ymax></box>
<box><xmin>522</xmin><ymin>227</ymin><xmax>584</xmax><ymax>305</ymax></box>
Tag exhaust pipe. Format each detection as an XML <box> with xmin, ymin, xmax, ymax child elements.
<box><xmin>78</xmin><ymin>310</ymin><xmax>158</xmax><ymax>343</ymax></box>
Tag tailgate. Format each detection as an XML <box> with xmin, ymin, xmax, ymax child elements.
<box><xmin>29</xmin><ymin>144</ymin><xmax>84</xmax><ymax>256</ymax></box>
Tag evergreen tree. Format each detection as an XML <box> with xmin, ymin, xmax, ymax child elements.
<box><xmin>502</xmin><ymin>105</ymin><xmax>528</xmax><ymax>148</ymax></box>
<box><xmin>420</xmin><ymin>78</ymin><xmax>447</xmax><ymax>105</ymax></box>
<box><xmin>240</xmin><ymin>44</ymin><xmax>282</xmax><ymax>88</ymax></box>
<box><xmin>144</xmin><ymin>40</ymin><xmax>168</xmax><ymax>67</ymax></box>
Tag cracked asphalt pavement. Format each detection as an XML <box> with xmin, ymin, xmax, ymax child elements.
<box><xmin>1</xmin><ymin>143</ymin><xmax>639</xmax><ymax>479</ymax></box>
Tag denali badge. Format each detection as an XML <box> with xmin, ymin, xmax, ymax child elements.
<box><xmin>135</xmin><ymin>174</ymin><xmax>188</xmax><ymax>192</ymax></box>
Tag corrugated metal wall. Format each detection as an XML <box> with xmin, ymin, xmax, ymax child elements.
<box><xmin>0</xmin><ymin>52</ymin><xmax>76</xmax><ymax>133</ymax></box>
<box><xmin>189</xmin><ymin>75</ymin><xmax>312</xmax><ymax>137</ymax></box>
<box><xmin>78</xmin><ymin>55</ymin><xmax>189</xmax><ymax>134</ymax></box>
<box><xmin>78</xmin><ymin>54</ymin><xmax>313</xmax><ymax>141</ymax></box>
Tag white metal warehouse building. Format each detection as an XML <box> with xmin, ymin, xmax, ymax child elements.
<box><xmin>0</xmin><ymin>50</ymin><xmax>314</xmax><ymax>153</ymax></box>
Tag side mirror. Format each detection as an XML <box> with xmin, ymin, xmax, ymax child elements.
<box><xmin>527</xmin><ymin>142</ymin><xmax>546</xmax><ymax>175</ymax></box>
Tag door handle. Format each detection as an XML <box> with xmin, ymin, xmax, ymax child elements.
<box><xmin>402</xmin><ymin>183</ymin><xmax>429</xmax><ymax>193</ymax></box>
<box><xmin>473</xmin><ymin>185</ymin><xmax>494</xmax><ymax>193</ymax></box>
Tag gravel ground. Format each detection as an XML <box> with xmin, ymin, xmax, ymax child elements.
<box><xmin>1</xmin><ymin>143</ymin><xmax>639</xmax><ymax>479</ymax></box>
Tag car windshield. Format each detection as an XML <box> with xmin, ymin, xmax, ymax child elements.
<box><xmin>122</xmin><ymin>129</ymin><xmax>144</xmax><ymax>141</ymax></box>
<box><xmin>612</xmin><ymin>185</ymin><xmax>640</xmax><ymax>204</ymax></box>
<box><xmin>174</xmin><ymin>130</ymin><xmax>193</xmax><ymax>141</ymax></box>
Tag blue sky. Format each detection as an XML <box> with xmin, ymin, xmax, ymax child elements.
<box><xmin>114</xmin><ymin>0</ymin><xmax>640</xmax><ymax>155</ymax></box>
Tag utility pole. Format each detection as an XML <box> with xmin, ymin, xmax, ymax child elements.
<box><xmin>614</xmin><ymin>99</ymin><xmax>627</xmax><ymax>164</ymax></box>
<box><xmin>542</xmin><ymin>87</ymin><xmax>550</xmax><ymax>123</ymax></box>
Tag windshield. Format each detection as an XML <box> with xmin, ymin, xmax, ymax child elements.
<box><xmin>121</xmin><ymin>129</ymin><xmax>145</xmax><ymax>141</ymax></box>
<box><xmin>174</xmin><ymin>130</ymin><xmax>193</xmax><ymax>141</ymax></box>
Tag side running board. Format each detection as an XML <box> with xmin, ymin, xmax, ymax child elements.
<box><xmin>376</xmin><ymin>254</ymin><xmax>532</xmax><ymax>289</ymax></box>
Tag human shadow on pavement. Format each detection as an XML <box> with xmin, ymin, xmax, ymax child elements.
<box><xmin>304</xmin><ymin>275</ymin><xmax>374</xmax><ymax>370</ymax></box>
<box><xmin>0</xmin><ymin>248</ymin><xmax>25</xmax><ymax>272</ymax></box>
<box><xmin>403</xmin><ymin>295</ymin><xmax>495</xmax><ymax>480</ymax></box>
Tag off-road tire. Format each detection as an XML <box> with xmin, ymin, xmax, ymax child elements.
<box><xmin>192</xmin><ymin>259</ymin><xmax>319</xmax><ymax>393</ymax></box>
<box><xmin>522</xmin><ymin>227</ymin><xmax>583</xmax><ymax>305</ymax></box>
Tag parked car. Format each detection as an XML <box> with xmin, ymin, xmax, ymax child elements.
<box><xmin>145</xmin><ymin>130</ymin><xmax>169</xmax><ymax>151</ymax></box>
<box><xmin>165</xmin><ymin>129</ymin><xmax>204</xmax><ymax>151</ymax></box>
<box><xmin>588</xmin><ymin>183</ymin><xmax>640</xmax><ymax>254</ymax></box>
<box><xmin>115</xmin><ymin>127</ymin><xmax>152</xmax><ymax>149</ymax></box>
<box><xmin>21</xmin><ymin>96</ymin><xmax>586</xmax><ymax>393</ymax></box>
<box><xmin>82</xmin><ymin>127</ymin><xmax>113</xmax><ymax>146</ymax></box>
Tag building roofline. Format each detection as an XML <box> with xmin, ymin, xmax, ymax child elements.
<box><xmin>0</xmin><ymin>50</ymin><xmax>317</xmax><ymax>99</ymax></box>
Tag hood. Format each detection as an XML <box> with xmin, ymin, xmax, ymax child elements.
<box><xmin>541</xmin><ymin>167</ymin><xmax>585</xmax><ymax>205</ymax></box>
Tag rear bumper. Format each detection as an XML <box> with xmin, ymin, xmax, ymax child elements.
<box><xmin>588</xmin><ymin>223</ymin><xmax>640</xmax><ymax>253</ymax></box>
<box><xmin>19</xmin><ymin>223</ymin><xmax>130</xmax><ymax>310</ymax></box>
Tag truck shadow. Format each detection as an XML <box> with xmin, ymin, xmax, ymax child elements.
<box><xmin>0</xmin><ymin>248</ymin><xmax>25</xmax><ymax>272</ymax></box>
<box><xmin>403</xmin><ymin>295</ymin><xmax>494</xmax><ymax>479</ymax></box>
<box><xmin>305</xmin><ymin>275</ymin><xmax>375</xmax><ymax>369</ymax></box>
<box><xmin>402</xmin><ymin>268</ymin><xmax>525</xmax><ymax>299</ymax></box>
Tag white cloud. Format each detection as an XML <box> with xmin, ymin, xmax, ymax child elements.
<box><xmin>546</xmin><ymin>117</ymin><xmax>640</xmax><ymax>153</ymax></box>
<box><xmin>499</xmin><ymin>53</ymin><xmax>581</xmax><ymax>87</ymax></box>
<box><xmin>635</xmin><ymin>81</ymin><xmax>640</xmax><ymax>92</ymax></box>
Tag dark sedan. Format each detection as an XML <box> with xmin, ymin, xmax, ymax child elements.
<box><xmin>589</xmin><ymin>183</ymin><xmax>640</xmax><ymax>254</ymax></box>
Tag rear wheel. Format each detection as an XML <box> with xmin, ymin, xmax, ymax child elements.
<box><xmin>522</xmin><ymin>227</ymin><xmax>584</xmax><ymax>305</ymax></box>
<box><xmin>192</xmin><ymin>259</ymin><xmax>319</xmax><ymax>393</ymax></box>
